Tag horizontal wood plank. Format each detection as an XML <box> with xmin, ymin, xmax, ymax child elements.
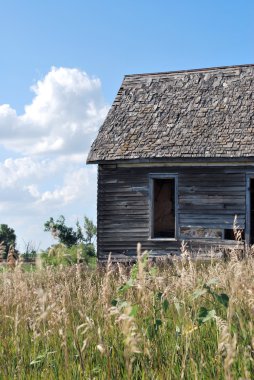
<box><xmin>97</xmin><ymin>165</ymin><xmax>247</xmax><ymax>259</ymax></box>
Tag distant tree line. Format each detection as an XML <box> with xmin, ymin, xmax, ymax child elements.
<box><xmin>0</xmin><ymin>215</ymin><xmax>97</xmax><ymax>263</ymax></box>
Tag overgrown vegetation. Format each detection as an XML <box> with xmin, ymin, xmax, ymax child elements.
<box><xmin>0</xmin><ymin>244</ymin><xmax>253</xmax><ymax>379</ymax></box>
<box><xmin>42</xmin><ymin>215</ymin><xmax>97</xmax><ymax>267</ymax></box>
<box><xmin>0</xmin><ymin>223</ymin><xmax>17</xmax><ymax>259</ymax></box>
<box><xmin>40</xmin><ymin>243</ymin><xmax>96</xmax><ymax>267</ymax></box>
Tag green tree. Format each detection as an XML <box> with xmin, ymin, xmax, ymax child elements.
<box><xmin>44</xmin><ymin>215</ymin><xmax>83</xmax><ymax>247</ymax></box>
<box><xmin>84</xmin><ymin>216</ymin><xmax>97</xmax><ymax>244</ymax></box>
<box><xmin>0</xmin><ymin>224</ymin><xmax>16</xmax><ymax>259</ymax></box>
<box><xmin>44</xmin><ymin>215</ymin><xmax>96</xmax><ymax>248</ymax></box>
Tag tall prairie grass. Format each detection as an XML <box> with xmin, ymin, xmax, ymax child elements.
<box><xmin>0</xmin><ymin>246</ymin><xmax>253</xmax><ymax>379</ymax></box>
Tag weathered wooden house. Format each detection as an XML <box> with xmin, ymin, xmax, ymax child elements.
<box><xmin>87</xmin><ymin>64</ymin><xmax>254</xmax><ymax>261</ymax></box>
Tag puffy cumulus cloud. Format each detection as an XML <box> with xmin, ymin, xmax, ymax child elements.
<box><xmin>0</xmin><ymin>156</ymin><xmax>97</xmax><ymax>249</ymax></box>
<box><xmin>0</xmin><ymin>155</ymin><xmax>97</xmax><ymax>209</ymax></box>
<box><xmin>0</xmin><ymin>153</ymin><xmax>90</xmax><ymax>188</ymax></box>
<box><xmin>0</xmin><ymin>67</ymin><xmax>109</xmax><ymax>155</ymax></box>
<box><xmin>0</xmin><ymin>157</ymin><xmax>49</xmax><ymax>188</ymax></box>
<box><xmin>0</xmin><ymin>67</ymin><xmax>105</xmax><ymax>248</ymax></box>
<box><xmin>38</xmin><ymin>167</ymin><xmax>96</xmax><ymax>205</ymax></box>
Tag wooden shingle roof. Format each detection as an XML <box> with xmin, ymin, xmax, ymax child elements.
<box><xmin>87</xmin><ymin>64</ymin><xmax>254</xmax><ymax>163</ymax></box>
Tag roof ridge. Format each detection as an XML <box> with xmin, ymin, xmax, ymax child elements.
<box><xmin>124</xmin><ymin>63</ymin><xmax>254</xmax><ymax>78</ymax></box>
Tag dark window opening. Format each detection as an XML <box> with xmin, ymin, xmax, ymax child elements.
<box><xmin>224</xmin><ymin>229</ymin><xmax>245</xmax><ymax>241</ymax></box>
<box><xmin>153</xmin><ymin>178</ymin><xmax>175</xmax><ymax>238</ymax></box>
<box><xmin>251</xmin><ymin>179</ymin><xmax>254</xmax><ymax>244</ymax></box>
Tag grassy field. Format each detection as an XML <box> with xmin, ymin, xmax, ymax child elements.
<box><xmin>0</xmin><ymin>246</ymin><xmax>253</xmax><ymax>379</ymax></box>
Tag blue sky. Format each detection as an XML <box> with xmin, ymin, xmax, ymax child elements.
<box><xmin>0</xmin><ymin>0</ymin><xmax>253</xmax><ymax>249</ymax></box>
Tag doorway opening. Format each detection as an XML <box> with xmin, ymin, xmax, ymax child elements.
<box><xmin>152</xmin><ymin>178</ymin><xmax>175</xmax><ymax>238</ymax></box>
<box><xmin>250</xmin><ymin>178</ymin><xmax>254</xmax><ymax>244</ymax></box>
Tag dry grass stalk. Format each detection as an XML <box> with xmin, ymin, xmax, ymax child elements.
<box><xmin>101</xmin><ymin>252</ymin><xmax>113</xmax><ymax>309</ymax></box>
<box><xmin>215</xmin><ymin>317</ymin><xmax>237</xmax><ymax>380</ymax></box>
<box><xmin>7</xmin><ymin>245</ymin><xmax>17</xmax><ymax>268</ymax></box>
<box><xmin>0</xmin><ymin>241</ymin><xmax>5</xmax><ymax>262</ymax></box>
<box><xmin>0</xmin><ymin>246</ymin><xmax>253</xmax><ymax>378</ymax></box>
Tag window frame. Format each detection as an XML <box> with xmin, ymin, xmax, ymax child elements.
<box><xmin>149</xmin><ymin>173</ymin><xmax>179</xmax><ymax>241</ymax></box>
<box><xmin>245</xmin><ymin>173</ymin><xmax>254</xmax><ymax>246</ymax></box>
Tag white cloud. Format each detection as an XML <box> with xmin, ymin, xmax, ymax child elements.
<box><xmin>0</xmin><ymin>157</ymin><xmax>46</xmax><ymax>188</ymax></box>
<box><xmin>0</xmin><ymin>67</ymin><xmax>107</xmax><ymax>249</ymax></box>
<box><xmin>0</xmin><ymin>66</ymin><xmax>108</xmax><ymax>156</ymax></box>
<box><xmin>25</xmin><ymin>184</ymin><xmax>40</xmax><ymax>198</ymax></box>
<box><xmin>38</xmin><ymin>166</ymin><xmax>97</xmax><ymax>205</ymax></box>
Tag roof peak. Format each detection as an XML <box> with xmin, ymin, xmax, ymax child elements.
<box><xmin>124</xmin><ymin>63</ymin><xmax>254</xmax><ymax>79</ymax></box>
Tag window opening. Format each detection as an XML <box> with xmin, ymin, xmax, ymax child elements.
<box><xmin>224</xmin><ymin>229</ymin><xmax>245</xmax><ymax>241</ymax></box>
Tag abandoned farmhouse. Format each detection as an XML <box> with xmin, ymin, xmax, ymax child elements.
<box><xmin>87</xmin><ymin>64</ymin><xmax>254</xmax><ymax>261</ymax></box>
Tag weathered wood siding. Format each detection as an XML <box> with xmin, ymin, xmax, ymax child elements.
<box><xmin>97</xmin><ymin>165</ymin><xmax>246</xmax><ymax>261</ymax></box>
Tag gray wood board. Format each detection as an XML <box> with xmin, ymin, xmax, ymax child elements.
<box><xmin>97</xmin><ymin>165</ymin><xmax>247</xmax><ymax>259</ymax></box>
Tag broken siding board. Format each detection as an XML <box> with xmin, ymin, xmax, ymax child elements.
<box><xmin>179</xmin><ymin>216</ymin><xmax>245</xmax><ymax>223</ymax></box>
<box><xmin>180</xmin><ymin>223</ymin><xmax>245</xmax><ymax>229</ymax></box>
<box><xmin>179</xmin><ymin>208</ymin><xmax>244</xmax><ymax>214</ymax></box>
<box><xmin>99</xmin><ymin>244</ymin><xmax>180</xmax><ymax>252</ymax></box>
<box><xmin>179</xmin><ymin>189</ymin><xmax>245</xmax><ymax>195</ymax></box>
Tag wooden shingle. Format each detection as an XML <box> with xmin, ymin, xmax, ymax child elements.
<box><xmin>87</xmin><ymin>64</ymin><xmax>254</xmax><ymax>163</ymax></box>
